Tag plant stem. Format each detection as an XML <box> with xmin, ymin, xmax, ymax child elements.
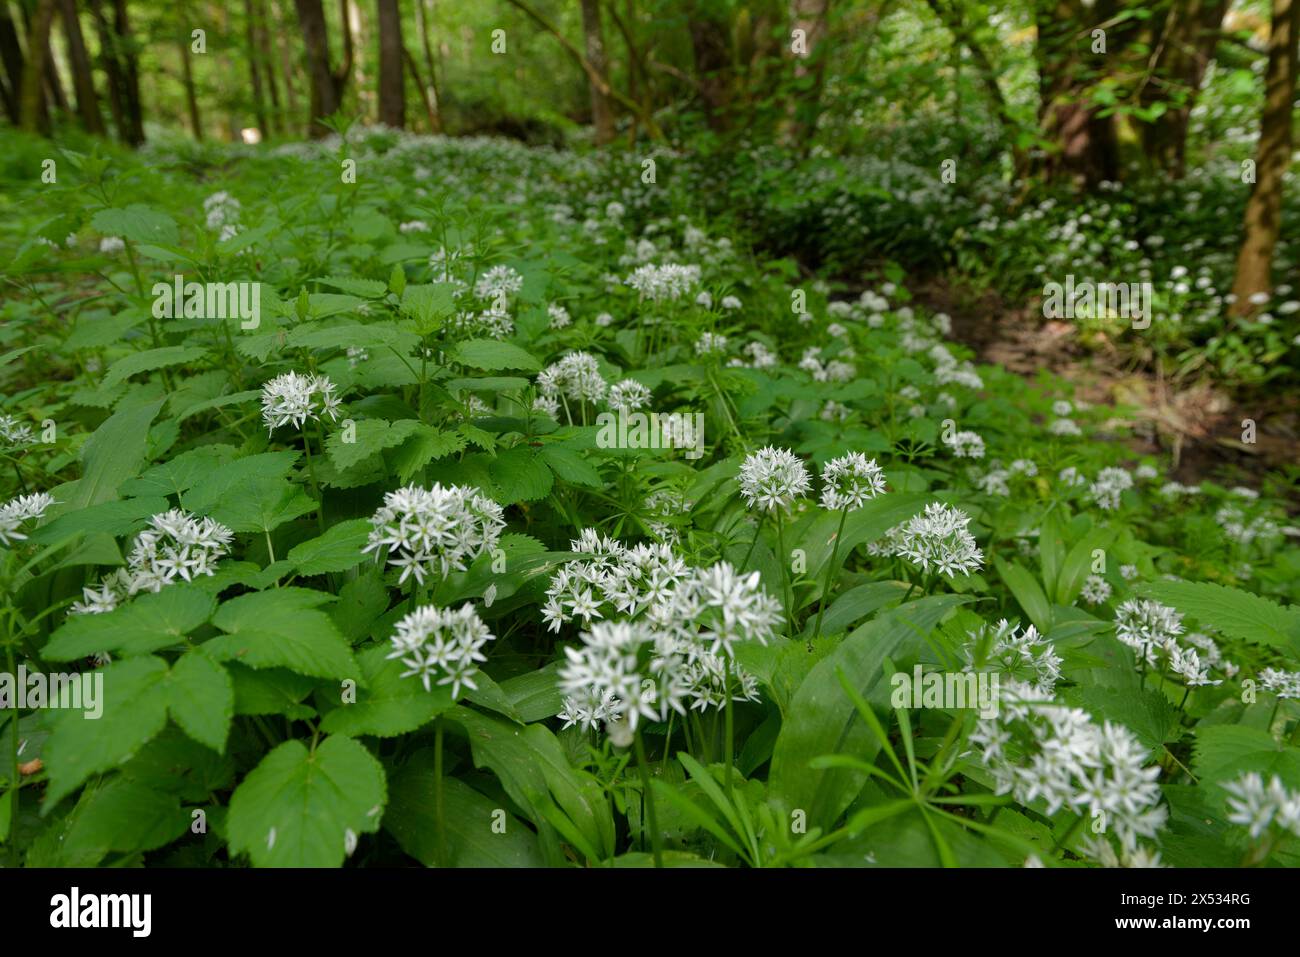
<box><xmin>812</xmin><ymin>506</ymin><xmax>849</xmax><ymax>646</ymax></box>
<box><xmin>774</xmin><ymin>510</ymin><xmax>795</xmax><ymax>637</ymax></box>
<box><xmin>723</xmin><ymin>658</ymin><xmax>736</xmax><ymax>801</ymax></box>
<box><xmin>633</xmin><ymin>731</ymin><xmax>664</xmax><ymax>867</ymax></box>
<box><xmin>435</xmin><ymin>717</ymin><xmax>448</xmax><ymax>868</ymax></box>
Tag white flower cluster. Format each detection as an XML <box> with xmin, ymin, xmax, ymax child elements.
<box><xmin>738</xmin><ymin>446</ymin><xmax>811</xmax><ymax>513</ymax></box>
<box><xmin>72</xmin><ymin>509</ymin><xmax>234</xmax><ymax>613</ymax></box>
<box><xmin>944</xmin><ymin>429</ymin><xmax>986</xmax><ymax>459</ymax></box>
<box><xmin>537</xmin><ymin>351</ymin><xmax>608</xmax><ymax>405</ymax></box>
<box><xmin>970</xmin><ymin>681</ymin><xmax>1167</xmax><ymax>855</ymax></box>
<box><xmin>473</xmin><ymin>264</ymin><xmax>524</xmax><ymax>304</ymax></box>
<box><xmin>624</xmin><ymin>263</ymin><xmax>701</xmax><ymax>301</ymax></box>
<box><xmin>606</xmin><ymin>378</ymin><xmax>652</xmax><ymax>414</ymax></box>
<box><xmin>547</xmin><ymin>302</ymin><xmax>571</xmax><ymax>329</ymax></box>
<box><xmin>1215</xmin><ymin>504</ymin><xmax>1281</xmax><ymax>549</ymax></box>
<box><xmin>1222</xmin><ymin>773</ymin><xmax>1300</xmax><ymax>839</ymax></box>
<box><xmin>1089</xmin><ymin>467</ymin><xmax>1134</xmax><ymax>510</ymax></box>
<box><xmin>0</xmin><ymin>492</ymin><xmax>56</xmax><ymax>546</ymax></box>
<box><xmin>694</xmin><ymin>331</ymin><xmax>728</xmax><ymax>356</ymax></box>
<box><xmin>363</xmin><ymin>483</ymin><xmax>506</xmax><ymax>585</ymax></box>
<box><xmin>1259</xmin><ymin>667</ymin><xmax>1300</xmax><ymax>699</ymax></box>
<box><xmin>964</xmin><ymin>619</ymin><xmax>1061</xmax><ymax>695</ymax></box>
<box><xmin>387</xmin><ymin>602</ymin><xmax>494</xmax><ymax>698</ymax></box>
<box><xmin>728</xmin><ymin>340</ymin><xmax>778</xmax><ymax>369</ymax></box>
<box><xmin>820</xmin><ymin>453</ymin><xmax>886</xmax><ymax>510</ymax></box>
<box><xmin>203</xmin><ymin>190</ymin><xmax>242</xmax><ymax>241</ymax></box>
<box><xmin>798</xmin><ymin>346</ymin><xmax>856</xmax><ymax>382</ymax></box>
<box><xmin>260</xmin><ymin>371</ymin><xmax>342</xmax><ymax>434</ymax></box>
<box><xmin>1113</xmin><ymin>599</ymin><xmax>1237</xmax><ymax>686</ymax></box>
<box><xmin>1080</xmin><ymin>574</ymin><xmax>1112</xmax><ymax>606</ymax></box>
<box><xmin>0</xmin><ymin>414</ymin><xmax>35</xmax><ymax>447</ymax></box>
<box><xmin>870</xmin><ymin>502</ymin><xmax>984</xmax><ymax>578</ymax></box>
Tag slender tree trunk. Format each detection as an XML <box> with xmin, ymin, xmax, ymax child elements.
<box><xmin>112</xmin><ymin>0</ymin><xmax>144</xmax><ymax>143</ymax></box>
<box><xmin>243</xmin><ymin>0</ymin><xmax>269</xmax><ymax>132</ymax></box>
<box><xmin>580</xmin><ymin>0</ymin><xmax>614</xmax><ymax>143</ymax></box>
<box><xmin>271</xmin><ymin>0</ymin><xmax>300</xmax><ymax>126</ymax></box>
<box><xmin>376</xmin><ymin>0</ymin><xmax>403</xmax><ymax>127</ymax></box>
<box><xmin>783</xmin><ymin>0</ymin><xmax>830</xmax><ymax>144</ymax></box>
<box><xmin>179</xmin><ymin>18</ymin><xmax>203</xmax><ymax>138</ymax></box>
<box><xmin>414</xmin><ymin>0</ymin><xmax>441</xmax><ymax>131</ymax></box>
<box><xmin>293</xmin><ymin>0</ymin><xmax>339</xmax><ymax>134</ymax></box>
<box><xmin>332</xmin><ymin>0</ymin><xmax>353</xmax><ymax>107</ymax></box>
<box><xmin>0</xmin><ymin>4</ymin><xmax>28</xmax><ymax>123</ymax></box>
<box><xmin>88</xmin><ymin>0</ymin><xmax>126</xmax><ymax>139</ymax></box>
<box><xmin>60</xmin><ymin>0</ymin><xmax>105</xmax><ymax>133</ymax></box>
<box><xmin>255</xmin><ymin>0</ymin><xmax>282</xmax><ymax>132</ymax></box>
<box><xmin>687</xmin><ymin>0</ymin><xmax>732</xmax><ymax>131</ymax></box>
<box><xmin>18</xmin><ymin>0</ymin><xmax>56</xmax><ymax>133</ymax></box>
<box><xmin>1230</xmin><ymin>0</ymin><xmax>1300</xmax><ymax>313</ymax></box>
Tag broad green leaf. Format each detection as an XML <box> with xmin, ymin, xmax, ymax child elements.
<box><xmin>326</xmin><ymin>418</ymin><xmax>420</xmax><ymax>470</ymax></box>
<box><xmin>101</xmin><ymin>346</ymin><xmax>208</xmax><ymax>389</ymax></box>
<box><xmin>207</xmin><ymin>588</ymin><xmax>358</xmax><ymax>680</ymax></box>
<box><xmin>287</xmin><ymin>518</ymin><xmax>371</xmax><ymax>575</ymax></box>
<box><xmin>451</xmin><ymin>339</ymin><xmax>542</xmax><ymax>372</ymax></box>
<box><xmin>319</xmin><ymin>646</ymin><xmax>452</xmax><ymax>737</ymax></box>
<box><xmin>64</xmin><ymin>399</ymin><xmax>165</xmax><ymax>509</ymax></box>
<box><xmin>45</xmin><ymin>584</ymin><xmax>216</xmax><ymax>661</ymax></box>
<box><xmin>1138</xmin><ymin>581</ymin><xmax>1300</xmax><ymax>657</ymax></box>
<box><xmin>994</xmin><ymin>555</ymin><xmax>1053</xmax><ymax>633</ymax></box>
<box><xmin>227</xmin><ymin>736</ymin><xmax>387</xmax><ymax>867</ymax></box>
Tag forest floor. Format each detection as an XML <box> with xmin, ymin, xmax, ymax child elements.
<box><xmin>913</xmin><ymin>277</ymin><xmax>1300</xmax><ymax>496</ymax></box>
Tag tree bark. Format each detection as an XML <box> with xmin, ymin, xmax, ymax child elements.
<box><xmin>18</xmin><ymin>0</ymin><xmax>56</xmax><ymax>133</ymax></box>
<box><xmin>686</xmin><ymin>0</ymin><xmax>732</xmax><ymax>131</ymax></box>
<box><xmin>60</xmin><ymin>0</ymin><xmax>105</xmax><ymax>133</ymax></box>
<box><xmin>0</xmin><ymin>4</ymin><xmax>27</xmax><ymax>123</ymax></box>
<box><xmin>179</xmin><ymin>13</ymin><xmax>203</xmax><ymax>139</ymax></box>
<box><xmin>414</xmin><ymin>0</ymin><xmax>441</xmax><ymax>131</ymax></box>
<box><xmin>783</xmin><ymin>0</ymin><xmax>829</xmax><ymax>142</ymax></box>
<box><xmin>293</xmin><ymin>0</ymin><xmax>339</xmax><ymax>134</ymax></box>
<box><xmin>244</xmin><ymin>0</ymin><xmax>269</xmax><ymax>133</ymax></box>
<box><xmin>110</xmin><ymin>0</ymin><xmax>144</xmax><ymax>143</ymax></box>
<box><xmin>580</xmin><ymin>0</ymin><xmax>614</xmax><ymax>144</ymax></box>
<box><xmin>88</xmin><ymin>0</ymin><xmax>127</xmax><ymax>139</ymax></box>
<box><xmin>377</xmin><ymin>0</ymin><xmax>403</xmax><ymax>127</ymax></box>
<box><xmin>255</xmin><ymin>0</ymin><xmax>282</xmax><ymax>132</ymax></box>
<box><xmin>1230</xmin><ymin>0</ymin><xmax>1300</xmax><ymax>313</ymax></box>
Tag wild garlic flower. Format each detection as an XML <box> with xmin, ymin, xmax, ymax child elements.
<box><xmin>547</xmin><ymin>302</ymin><xmax>571</xmax><ymax>329</ymax></box>
<box><xmin>533</xmin><ymin>394</ymin><xmax>560</xmax><ymax>418</ymax></box>
<box><xmin>820</xmin><ymin>453</ymin><xmax>886</xmax><ymax>510</ymax></box>
<box><xmin>944</xmin><ymin>429</ymin><xmax>986</xmax><ymax>459</ymax></box>
<box><xmin>536</xmin><ymin>351</ymin><xmax>608</xmax><ymax>404</ymax></box>
<box><xmin>0</xmin><ymin>492</ymin><xmax>57</xmax><ymax>546</ymax></box>
<box><xmin>542</xmin><ymin>532</ymin><xmax>690</xmax><ymax>632</ymax></box>
<box><xmin>260</xmin><ymin>371</ymin><xmax>342</xmax><ymax>434</ymax></box>
<box><xmin>1113</xmin><ymin>599</ymin><xmax>1234</xmax><ymax>686</ymax></box>
<box><xmin>558</xmin><ymin>619</ymin><xmax>689</xmax><ymax>735</ymax></box>
<box><xmin>1080</xmin><ymin>574</ymin><xmax>1112</xmax><ymax>606</ymax></box>
<box><xmin>1049</xmin><ymin>418</ymin><xmax>1083</xmax><ymax>437</ymax></box>
<box><xmin>0</xmin><ymin>414</ymin><xmax>35</xmax><ymax>447</ymax></box>
<box><xmin>1222</xmin><ymin>773</ymin><xmax>1300</xmax><ymax>839</ymax></box>
<box><xmin>363</xmin><ymin>483</ymin><xmax>506</xmax><ymax>585</ymax></box>
<box><xmin>388</xmin><ymin>603</ymin><xmax>494</xmax><ymax>698</ymax></box>
<box><xmin>72</xmin><ymin>509</ymin><xmax>234</xmax><ymax>611</ymax></box>
<box><xmin>658</xmin><ymin>560</ymin><xmax>784</xmax><ymax>659</ymax></box>
<box><xmin>606</xmin><ymin>379</ymin><xmax>652</xmax><ymax>414</ymax></box>
<box><xmin>738</xmin><ymin>446</ymin><xmax>811</xmax><ymax>513</ymax></box>
<box><xmin>1258</xmin><ymin>667</ymin><xmax>1300</xmax><ymax>699</ymax></box>
<box><xmin>694</xmin><ymin>332</ymin><xmax>728</xmax><ymax>356</ymax></box>
<box><xmin>963</xmin><ymin>619</ymin><xmax>1061</xmax><ymax>695</ymax></box>
<box><xmin>872</xmin><ymin>502</ymin><xmax>983</xmax><ymax>578</ymax></box>
<box><xmin>473</xmin><ymin>264</ymin><xmax>524</xmax><ymax>304</ymax></box>
<box><xmin>624</xmin><ymin>263</ymin><xmax>701</xmax><ymax>302</ymax></box>
<box><xmin>1089</xmin><ymin>468</ymin><xmax>1133</xmax><ymax>510</ymax></box>
<box><xmin>99</xmin><ymin>236</ymin><xmax>125</xmax><ymax>254</ymax></box>
<box><xmin>970</xmin><ymin>681</ymin><xmax>1167</xmax><ymax>851</ymax></box>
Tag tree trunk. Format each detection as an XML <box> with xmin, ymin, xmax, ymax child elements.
<box><xmin>293</xmin><ymin>0</ymin><xmax>339</xmax><ymax>134</ymax></box>
<box><xmin>580</xmin><ymin>0</ymin><xmax>614</xmax><ymax>144</ymax></box>
<box><xmin>179</xmin><ymin>20</ymin><xmax>203</xmax><ymax>139</ymax></box>
<box><xmin>111</xmin><ymin>0</ymin><xmax>144</xmax><ymax>143</ymax></box>
<box><xmin>1034</xmin><ymin>0</ymin><xmax>1119</xmax><ymax>187</ymax></box>
<box><xmin>60</xmin><ymin>0</ymin><xmax>105</xmax><ymax>134</ymax></box>
<box><xmin>687</xmin><ymin>0</ymin><xmax>732</xmax><ymax>131</ymax></box>
<box><xmin>333</xmin><ymin>0</ymin><xmax>353</xmax><ymax>107</ymax></box>
<box><xmin>0</xmin><ymin>4</ymin><xmax>28</xmax><ymax>123</ymax></box>
<box><xmin>18</xmin><ymin>0</ymin><xmax>56</xmax><ymax>133</ymax></box>
<box><xmin>271</xmin><ymin>0</ymin><xmax>300</xmax><ymax>125</ymax></box>
<box><xmin>243</xmin><ymin>0</ymin><xmax>269</xmax><ymax>133</ymax></box>
<box><xmin>783</xmin><ymin>0</ymin><xmax>829</xmax><ymax>142</ymax></box>
<box><xmin>1140</xmin><ymin>0</ymin><xmax>1230</xmax><ymax>179</ymax></box>
<box><xmin>1230</xmin><ymin>0</ymin><xmax>1300</xmax><ymax>313</ymax></box>
<box><xmin>377</xmin><ymin>0</ymin><xmax>403</xmax><ymax>127</ymax></box>
<box><xmin>254</xmin><ymin>0</ymin><xmax>282</xmax><ymax>132</ymax></box>
<box><xmin>414</xmin><ymin>0</ymin><xmax>441</xmax><ymax>132</ymax></box>
<box><xmin>88</xmin><ymin>0</ymin><xmax>126</xmax><ymax>139</ymax></box>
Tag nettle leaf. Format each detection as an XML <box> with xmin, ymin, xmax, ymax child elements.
<box><xmin>183</xmin><ymin>451</ymin><xmax>299</xmax><ymax>513</ymax></box>
<box><xmin>538</xmin><ymin>445</ymin><xmax>602</xmax><ymax>487</ymax></box>
<box><xmin>451</xmin><ymin>339</ymin><xmax>542</xmax><ymax>372</ymax></box>
<box><xmin>206</xmin><ymin>588</ymin><xmax>359</xmax><ymax>680</ymax></box>
<box><xmin>120</xmin><ymin>445</ymin><xmax>239</xmax><ymax>498</ymax></box>
<box><xmin>287</xmin><ymin>518</ymin><xmax>372</xmax><ymax>575</ymax></box>
<box><xmin>1193</xmin><ymin>726</ymin><xmax>1300</xmax><ymax>789</ymax></box>
<box><xmin>286</xmin><ymin>320</ymin><xmax>420</xmax><ymax>355</ymax></box>
<box><xmin>91</xmin><ymin>205</ymin><xmax>179</xmax><ymax>246</ymax></box>
<box><xmin>63</xmin><ymin>776</ymin><xmax>189</xmax><ymax>864</ymax></box>
<box><xmin>101</xmin><ymin>346</ymin><xmax>209</xmax><ymax>389</ymax></box>
<box><xmin>319</xmin><ymin>646</ymin><xmax>452</xmax><ymax>737</ymax></box>
<box><xmin>205</xmin><ymin>475</ymin><xmax>317</xmax><ymax>534</ymax></box>
<box><xmin>1137</xmin><ymin>581</ymin><xmax>1300</xmax><ymax>657</ymax></box>
<box><xmin>227</xmin><ymin>735</ymin><xmax>387</xmax><ymax>868</ymax></box>
<box><xmin>229</xmin><ymin>664</ymin><xmax>318</xmax><ymax>721</ymax></box>
<box><xmin>326</xmin><ymin>418</ymin><xmax>420</xmax><ymax>470</ymax></box>
<box><xmin>318</xmin><ymin>276</ymin><xmax>388</xmax><ymax>298</ymax></box>
<box><xmin>490</xmin><ymin>446</ymin><xmax>553</xmax><ymax>503</ymax></box>
<box><xmin>167</xmin><ymin>648</ymin><xmax>235</xmax><ymax>753</ymax></box>
<box><xmin>45</xmin><ymin>584</ymin><xmax>216</xmax><ymax>661</ymax></box>
<box><xmin>387</xmin><ymin>425</ymin><xmax>467</xmax><ymax>482</ymax></box>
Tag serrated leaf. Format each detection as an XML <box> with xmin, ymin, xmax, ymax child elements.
<box><xmin>319</xmin><ymin>647</ymin><xmax>452</xmax><ymax>737</ymax></box>
<box><xmin>101</xmin><ymin>346</ymin><xmax>208</xmax><ymax>389</ymax></box>
<box><xmin>387</xmin><ymin>425</ymin><xmax>466</xmax><ymax>482</ymax></box>
<box><xmin>45</xmin><ymin>585</ymin><xmax>216</xmax><ymax>661</ymax></box>
<box><xmin>538</xmin><ymin>445</ymin><xmax>602</xmax><ymax>487</ymax></box>
<box><xmin>91</xmin><ymin>206</ymin><xmax>178</xmax><ymax>246</ymax></box>
<box><xmin>287</xmin><ymin>519</ymin><xmax>371</xmax><ymax>575</ymax></box>
<box><xmin>166</xmin><ymin>648</ymin><xmax>234</xmax><ymax>752</ymax></box>
<box><xmin>451</xmin><ymin>339</ymin><xmax>542</xmax><ymax>372</ymax></box>
<box><xmin>490</xmin><ymin>446</ymin><xmax>553</xmax><ymax>503</ymax></box>
<box><xmin>326</xmin><ymin>418</ymin><xmax>420</xmax><ymax>470</ymax></box>
<box><xmin>227</xmin><ymin>736</ymin><xmax>387</xmax><ymax>867</ymax></box>
<box><xmin>1138</xmin><ymin>581</ymin><xmax>1300</xmax><ymax>656</ymax></box>
<box><xmin>207</xmin><ymin>588</ymin><xmax>358</xmax><ymax>680</ymax></box>
<box><xmin>64</xmin><ymin>399</ymin><xmax>165</xmax><ymax>509</ymax></box>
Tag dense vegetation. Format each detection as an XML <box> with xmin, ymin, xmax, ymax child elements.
<box><xmin>1</xmin><ymin>0</ymin><xmax>1299</xmax><ymax>869</ymax></box>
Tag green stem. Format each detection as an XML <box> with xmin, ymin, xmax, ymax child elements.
<box><xmin>633</xmin><ymin>730</ymin><xmax>664</xmax><ymax>868</ymax></box>
<box><xmin>435</xmin><ymin>717</ymin><xmax>448</xmax><ymax>868</ymax></box>
<box><xmin>812</xmin><ymin>506</ymin><xmax>849</xmax><ymax>646</ymax></box>
<box><xmin>774</xmin><ymin>510</ymin><xmax>795</xmax><ymax>637</ymax></box>
<box><xmin>723</xmin><ymin>660</ymin><xmax>736</xmax><ymax>801</ymax></box>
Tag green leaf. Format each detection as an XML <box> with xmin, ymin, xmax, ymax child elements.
<box><xmin>63</xmin><ymin>777</ymin><xmax>188</xmax><ymax>863</ymax></box>
<box><xmin>489</xmin><ymin>446</ymin><xmax>553</xmax><ymax>503</ymax></box>
<box><xmin>387</xmin><ymin>425</ymin><xmax>467</xmax><ymax>482</ymax></box>
<box><xmin>101</xmin><ymin>346</ymin><xmax>208</xmax><ymax>389</ymax></box>
<box><xmin>64</xmin><ymin>399</ymin><xmax>165</xmax><ymax>509</ymax></box>
<box><xmin>287</xmin><ymin>519</ymin><xmax>371</xmax><ymax>575</ymax></box>
<box><xmin>384</xmin><ymin>749</ymin><xmax>544</xmax><ymax>867</ymax></box>
<box><xmin>1055</xmin><ymin>525</ymin><xmax>1112</xmax><ymax>605</ymax></box>
<box><xmin>538</xmin><ymin>445</ymin><xmax>602</xmax><ymax>487</ymax></box>
<box><xmin>320</xmin><ymin>647</ymin><xmax>451</xmax><ymax>737</ymax></box>
<box><xmin>91</xmin><ymin>206</ymin><xmax>178</xmax><ymax>245</ymax></box>
<box><xmin>120</xmin><ymin>445</ymin><xmax>238</xmax><ymax>498</ymax></box>
<box><xmin>326</xmin><ymin>418</ymin><xmax>420</xmax><ymax>470</ymax></box>
<box><xmin>206</xmin><ymin>588</ymin><xmax>359</xmax><ymax>680</ymax></box>
<box><xmin>167</xmin><ymin>648</ymin><xmax>234</xmax><ymax>753</ymax></box>
<box><xmin>768</xmin><ymin>595</ymin><xmax>970</xmax><ymax>830</ymax></box>
<box><xmin>994</xmin><ymin>555</ymin><xmax>1053</xmax><ymax>632</ymax></box>
<box><xmin>1137</xmin><ymin>581</ymin><xmax>1300</xmax><ymax>657</ymax></box>
<box><xmin>227</xmin><ymin>735</ymin><xmax>387</xmax><ymax>867</ymax></box>
<box><xmin>45</xmin><ymin>584</ymin><xmax>216</xmax><ymax>661</ymax></box>
<box><xmin>1193</xmin><ymin>726</ymin><xmax>1300</xmax><ymax>789</ymax></box>
<box><xmin>183</xmin><ymin>451</ymin><xmax>299</xmax><ymax>513</ymax></box>
<box><xmin>451</xmin><ymin>339</ymin><xmax>542</xmax><ymax>372</ymax></box>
